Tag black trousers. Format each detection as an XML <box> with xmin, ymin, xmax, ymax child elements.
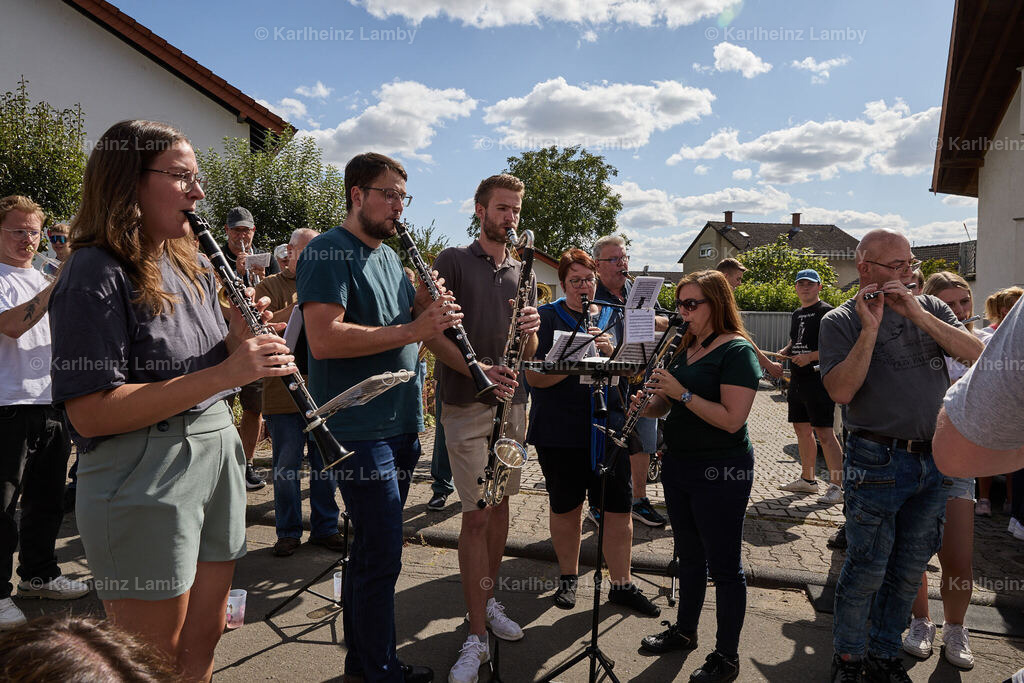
<box><xmin>0</xmin><ymin>404</ymin><xmax>71</xmax><ymax>599</ymax></box>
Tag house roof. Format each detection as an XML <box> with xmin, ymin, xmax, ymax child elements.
<box><xmin>63</xmin><ymin>0</ymin><xmax>290</xmax><ymax>136</ymax></box>
<box><xmin>931</xmin><ymin>0</ymin><xmax>1024</xmax><ymax>197</ymax></box>
<box><xmin>913</xmin><ymin>241</ymin><xmax>967</xmax><ymax>263</ymax></box>
<box><xmin>678</xmin><ymin>221</ymin><xmax>858</xmax><ymax>264</ymax></box>
<box><xmin>628</xmin><ymin>270</ymin><xmax>683</xmax><ymax>283</ymax></box>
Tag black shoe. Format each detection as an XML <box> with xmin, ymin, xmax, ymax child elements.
<box><xmin>62</xmin><ymin>486</ymin><xmax>76</xmax><ymax>514</ymax></box>
<box><xmin>245</xmin><ymin>464</ymin><xmax>266</xmax><ymax>490</ymax></box>
<box><xmin>608</xmin><ymin>582</ymin><xmax>661</xmax><ymax>617</ymax></box>
<box><xmin>309</xmin><ymin>532</ymin><xmax>346</xmax><ymax>553</ymax></box>
<box><xmin>640</xmin><ymin>620</ymin><xmax>698</xmax><ymax>654</ymax></box>
<box><xmin>631</xmin><ymin>498</ymin><xmax>667</xmax><ymax>527</ymax></box>
<box><xmin>272</xmin><ymin>537</ymin><xmax>301</xmax><ymax>557</ymax></box>
<box><xmin>399</xmin><ymin>662</ymin><xmax>433</xmax><ymax>683</ymax></box>
<box><xmin>863</xmin><ymin>654</ymin><xmax>911</xmax><ymax>682</ymax></box>
<box><xmin>554</xmin><ymin>574</ymin><xmax>577</xmax><ymax>609</ymax></box>
<box><xmin>827</xmin><ymin>523</ymin><xmax>847</xmax><ymax>551</ymax></box>
<box><xmin>689</xmin><ymin>650</ymin><xmax>739</xmax><ymax>682</ymax></box>
<box><xmin>831</xmin><ymin>653</ymin><xmax>863</xmax><ymax>682</ymax></box>
<box><xmin>426</xmin><ymin>493</ymin><xmax>447</xmax><ymax>511</ymax></box>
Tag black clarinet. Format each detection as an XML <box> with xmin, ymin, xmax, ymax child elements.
<box><xmin>395</xmin><ymin>220</ymin><xmax>497</xmax><ymax>399</ymax></box>
<box><xmin>185</xmin><ymin>211</ymin><xmax>354</xmax><ymax>467</ymax></box>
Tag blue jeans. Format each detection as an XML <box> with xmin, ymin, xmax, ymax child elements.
<box><xmin>336</xmin><ymin>433</ymin><xmax>421</xmax><ymax>682</ymax></box>
<box><xmin>264</xmin><ymin>414</ymin><xmax>339</xmax><ymax>539</ymax></box>
<box><xmin>662</xmin><ymin>448</ymin><xmax>753</xmax><ymax>659</ymax></box>
<box><xmin>429</xmin><ymin>393</ymin><xmax>453</xmax><ymax>497</ymax></box>
<box><xmin>833</xmin><ymin>434</ymin><xmax>948</xmax><ymax>658</ymax></box>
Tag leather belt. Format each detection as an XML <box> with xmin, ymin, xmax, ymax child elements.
<box><xmin>853</xmin><ymin>430</ymin><xmax>931</xmax><ymax>454</ymax></box>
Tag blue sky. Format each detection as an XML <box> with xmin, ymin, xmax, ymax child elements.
<box><xmin>115</xmin><ymin>0</ymin><xmax>974</xmax><ymax>269</ymax></box>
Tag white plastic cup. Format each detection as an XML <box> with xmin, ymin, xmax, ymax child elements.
<box><xmin>225</xmin><ymin>589</ymin><xmax>247</xmax><ymax>629</ymax></box>
<box><xmin>333</xmin><ymin>571</ymin><xmax>343</xmax><ymax>602</ymax></box>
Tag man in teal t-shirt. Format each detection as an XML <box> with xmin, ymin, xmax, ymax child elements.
<box><xmin>296</xmin><ymin>153</ymin><xmax>456</xmax><ymax>683</ymax></box>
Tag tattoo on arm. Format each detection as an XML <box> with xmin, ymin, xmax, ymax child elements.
<box><xmin>22</xmin><ymin>296</ymin><xmax>41</xmax><ymax>323</ymax></box>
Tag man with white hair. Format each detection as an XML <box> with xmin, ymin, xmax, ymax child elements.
<box><xmin>254</xmin><ymin>228</ymin><xmax>344</xmax><ymax>557</ymax></box>
<box><xmin>820</xmin><ymin>229</ymin><xmax>983</xmax><ymax>681</ymax></box>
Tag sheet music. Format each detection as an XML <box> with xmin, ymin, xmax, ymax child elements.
<box><xmin>625</xmin><ymin>276</ymin><xmax>664</xmax><ymax>309</ymax></box>
<box><xmin>624</xmin><ymin>308</ymin><xmax>656</xmax><ymax>344</ymax></box>
<box><xmin>247</xmin><ymin>251</ymin><xmax>272</xmax><ymax>269</ymax></box>
<box><xmin>612</xmin><ymin>340</ymin><xmax>658</xmax><ymax>367</ymax></box>
<box><xmin>546</xmin><ymin>330</ymin><xmax>597</xmax><ymax>362</ymax></box>
<box><xmin>283</xmin><ymin>306</ymin><xmax>303</xmax><ymax>352</ymax></box>
<box><xmin>312</xmin><ymin>370</ymin><xmax>415</xmax><ymax>417</ymax></box>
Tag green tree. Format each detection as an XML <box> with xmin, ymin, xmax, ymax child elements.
<box><xmin>919</xmin><ymin>257</ymin><xmax>952</xmax><ymax>280</ymax></box>
<box><xmin>0</xmin><ymin>78</ymin><xmax>86</xmax><ymax>225</ymax></box>
<box><xmin>733</xmin><ymin>235</ymin><xmax>853</xmax><ymax>312</ymax></box>
<box><xmin>196</xmin><ymin>130</ymin><xmax>346</xmax><ymax>249</ymax></box>
<box><xmin>469</xmin><ymin>145</ymin><xmax>622</xmax><ymax>257</ymax></box>
<box><xmin>384</xmin><ymin>219</ymin><xmax>450</xmax><ymax>270</ymax></box>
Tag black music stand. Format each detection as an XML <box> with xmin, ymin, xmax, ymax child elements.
<box><xmin>264</xmin><ymin>511</ymin><xmax>350</xmax><ymax>621</ymax></box>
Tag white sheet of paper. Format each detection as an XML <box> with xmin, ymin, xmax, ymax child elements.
<box><xmin>625</xmin><ymin>276</ymin><xmax>664</xmax><ymax>309</ymax></box>
<box><xmin>248</xmin><ymin>251</ymin><xmax>272</xmax><ymax>268</ymax></box>
<box><xmin>613</xmin><ymin>340</ymin><xmax>658</xmax><ymax>367</ymax></box>
<box><xmin>624</xmin><ymin>308</ymin><xmax>656</xmax><ymax>344</ymax></box>
<box><xmin>545</xmin><ymin>330</ymin><xmax>597</xmax><ymax>362</ymax></box>
<box><xmin>283</xmin><ymin>306</ymin><xmax>303</xmax><ymax>353</ymax></box>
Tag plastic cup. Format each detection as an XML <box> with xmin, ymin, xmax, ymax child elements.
<box><xmin>225</xmin><ymin>588</ymin><xmax>246</xmax><ymax>629</ymax></box>
<box><xmin>333</xmin><ymin>571</ymin><xmax>343</xmax><ymax>602</ymax></box>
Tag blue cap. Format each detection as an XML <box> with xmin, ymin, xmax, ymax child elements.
<box><xmin>795</xmin><ymin>269</ymin><xmax>821</xmax><ymax>283</ymax></box>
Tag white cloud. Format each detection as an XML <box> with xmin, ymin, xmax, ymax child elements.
<box><xmin>613</xmin><ymin>181</ymin><xmax>680</xmax><ymax>231</ymax></box>
<box><xmin>458</xmin><ymin>197</ymin><xmax>475</xmax><ymax>214</ymax></box>
<box><xmin>294</xmin><ymin>81</ymin><xmax>334</xmax><ymax>99</ymax></box>
<box><xmin>299</xmin><ymin>80</ymin><xmax>476</xmax><ymax>164</ymax></box>
<box><xmin>256</xmin><ymin>97</ymin><xmax>308</xmax><ymax>124</ymax></box>
<box><xmin>667</xmin><ymin>99</ymin><xmax>942</xmax><ymax>183</ymax></box>
<box><xmin>612</xmin><ymin>181</ymin><xmax>794</xmax><ymax>232</ymax></box>
<box><xmin>673</xmin><ymin>185</ymin><xmax>793</xmax><ymax>215</ymax></box>
<box><xmin>732</xmin><ymin>168</ymin><xmax>752</xmax><ymax>180</ymax></box>
<box><xmin>789</xmin><ymin>207</ymin><xmax>909</xmax><ymax>238</ymax></box>
<box><xmin>703</xmin><ymin>42</ymin><xmax>773</xmax><ymax>79</ymax></box>
<box><xmin>350</xmin><ymin>0</ymin><xmax>739</xmax><ymax>29</ymax></box>
<box><xmin>790</xmin><ymin>56</ymin><xmax>850</xmax><ymax>84</ymax></box>
<box><xmin>620</xmin><ymin>227</ymin><xmax>695</xmax><ymax>271</ymax></box>
<box><xmin>941</xmin><ymin>195</ymin><xmax>978</xmax><ymax>208</ymax></box>
<box><xmin>435</xmin><ymin>198</ymin><xmax>454</xmax><ymax>205</ymax></box>
<box><xmin>694</xmin><ymin>165</ymin><xmax>710</xmax><ymax>175</ymax></box>
<box><xmin>907</xmin><ymin>217</ymin><xmax>977</xmax><ymax>244</ymax></box>
<box><xmin>483</xmin><ymin>77</ymin><xmax>715</xmax><ymax>149</ymax></box>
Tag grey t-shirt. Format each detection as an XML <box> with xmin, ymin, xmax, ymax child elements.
<box><xmin>49</xmin><ymin>247</ymin><xmax>234</xmax><ymax>451</ymax></box>
<box><xmin>944</xmin><ymin>298</ymin><xmax>1024</xmax><ymax>450</ymax></box>
<box><xmin>819</xmin><ymin>295</ymin><xmax>962</xmax><ymax>441</ymax></box>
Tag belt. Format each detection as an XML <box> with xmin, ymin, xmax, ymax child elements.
<box><xmin>853</xmin><ymin>430</ymin><xmax>931</xmax><ymax>454</ymax></box>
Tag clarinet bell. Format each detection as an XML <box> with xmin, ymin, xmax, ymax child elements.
<box><xmin>470</xmin><ymin>362</ymin><xmax>499</xmax><ymax>399</ymax></box>
<box><xmin>317</xmin><ymin>430</ymin><xmax>355</xmax><ymax>471</ymax></box>
<box><xmin>592</xmin><ymin>388</ymin><xmax>607</xmax><ymax>418</ymax></box>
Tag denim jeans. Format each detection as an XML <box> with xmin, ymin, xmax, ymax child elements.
<box><xmin>264</xmin><ymin>413</ymin><xmax>339</xmax><ymax>539</ymax></box>
<box><xmin>662</xmin><ymin>448</ymin><xmax>753</xmax><ymax>659</ymax></box>
<box><xmin>833</xmin><ymin>434</ymin><xmax>948</xmax><ymax>658</ymax></box>
<box><xmin>0</xmin><ymin>405</ymin><xmax>71</xmax><ymax>599</ymax></box>
<box><xmin>335</xmin><ymin>432</ymin><xmax>421</xmax><ymax>682</ymax></box>
<box><xmin>429</xmin><ymin>393</ymin><xmax>453</xmax><ymax>497</ymax></box>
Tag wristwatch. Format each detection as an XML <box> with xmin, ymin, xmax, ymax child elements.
<box><xmin>678</xmin><ymin>390</ymin><xmax>693</xmax><ymax>404</ymax></box>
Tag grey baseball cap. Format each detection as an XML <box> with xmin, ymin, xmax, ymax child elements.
<box><xmin>226</xmin><ymin>207</ymin><xmax>254</xmax><ymax>228</ymax></box>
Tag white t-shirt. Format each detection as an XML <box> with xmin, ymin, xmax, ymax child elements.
<box><xmin>0</xmin><ymin>263</ymin><xmax>52</xmax><ymax>404</ymax></box>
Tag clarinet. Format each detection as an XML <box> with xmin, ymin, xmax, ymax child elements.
<box><xmin>185</xmin><ymin>211</ymin><xmax>354</xmax><ymax>468</ymax></box>
<box><xmin>395</xmin><ymin>220</ymin><xmax>497</xmax><ymax>399</ymax></box>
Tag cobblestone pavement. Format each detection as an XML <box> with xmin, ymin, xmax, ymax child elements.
<box><xmin>250</xmin><ymin>384</ymin><xmax>1024</xmax><ymax>604</ymax></box>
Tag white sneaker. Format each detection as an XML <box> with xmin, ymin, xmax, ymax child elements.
<box><xmin>817</xmin><ymin>483</ymin><xmax>843</xmax><ymax>505</ymax></box>
<box><xmin>17</xmin><ymin>575</ymin><xmax>90</xmax><ymax>600</ymax></box>
<box><xmin>779</xmin><ymin>478</ymin><xmax>819</xmax><ymax>494</ymax></box>
<box><xmin>902</xmin><ymin>617</ymin><xmax>935</xmax><ymax>658</ymax></box>
<box><xmin>1009</xmin><ymin>517</ymin><xmax>1024</xmax><ymax>541</ymax></box>
<box><xmin>0</xmin><ymin>598</ymin><xmax>27</xmax><ymax>630</ymax></box>
<box><xmin>942</xmin><ymin>623</ymin><xmax>974</xmax><ymax>670</ymax></box>
<box><xmin>448</xmin><ymin>634</ymin><xmax>489</xmax><ymax>683</ymax></box>
<box><xmin>485</xmin><ymin>598</ymin><xmax>523</xmax><ymax>641</ymax></box>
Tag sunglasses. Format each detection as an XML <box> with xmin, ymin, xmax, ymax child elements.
<box><xmin>675</xmin><ymin>298</ymin><xmax>707</xmax><ymax>312</ymax></box>
<box><xmin>49</xmin><ymin>234</ymin><xmax>68</xmax><ymax>244</ymax></box>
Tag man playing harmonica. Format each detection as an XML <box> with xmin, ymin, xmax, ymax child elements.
<box><xmin>429</xmin><ymin>174</ymin><xmax>539</xmax><ymax>683</ymax></box>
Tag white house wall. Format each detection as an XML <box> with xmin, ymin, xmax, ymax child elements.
<box><xmin>976</xmin><ymin>82</ymin><xmax>1024</xmax><ymax>307</ymax></box>
<box><xmin>0</xmin><ymin>0</ymin><xmax>252</xmax><ymax>160</ymax></box>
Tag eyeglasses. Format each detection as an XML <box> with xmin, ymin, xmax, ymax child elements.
<box><xmin>863</xmin><ymin>259</ymin><xmax>922</xmax><ymax>274</ymax></box>
<box><xmin>48</xmin><ymin>234</ymin><xmax>68</xmax><ymax>244</ymax></box>
<box><xmin>361</xmin><ymin>186</ymin><xmax>412</xmax><ymax>207</ymax></box>
<box><xmin>675</xmin><ymin>298</ymin><xmax>707</xmax><ymax>311</ymax></box>
<box><xmin>1</xmin><ymin>228</ymin><xmax>41</xmax><ymax>240</ymax></box>
<box><xmin>143</xmin><ymin>168</ymin><xmax>203</xmax><ymax>193</ymax></box>
<box><xmin>227</xmin><ymin>226</ymin><xmax>256</xmax><ymax>234</ymax></box>
<box><xmin>596</xmin><ymin>256</ymin><xmax>629</xmax><ymax>265</ymax></box>
<box><xmin>567</xmin><ymin>276</ymin><xmax>596</xmax><ymax>288</ymax></box>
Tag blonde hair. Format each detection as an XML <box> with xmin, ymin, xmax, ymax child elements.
<box><xmin>924</xmin><ymin>271</ymin><xmax>974</xmax><ymax>330</ymax></box>
<box><xmin>674</xmin><ymin>269</ymin><xmax>749</xmax><ymax>353</ymax></box>
<box><xmin>49</xmin><ymin>222</ymin><xmax>70</xmax><ymax>235</ymax></box>
<box><xmin>0</xmin><ymin>195</ymin><xmax>45</xmax><ymax>226</ymax></box>
<box><xmin>70</xmin><ymin>120</ymin><xmax>206</xmax><ymax>316</ymax></box>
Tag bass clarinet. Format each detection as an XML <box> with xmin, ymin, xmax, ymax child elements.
<box><xmin>184</xmin><ymin>211</ymin><xmax>354</xmax><ymax>467</ymax></box>
<box><xmin>395</xmin><ymin>220</ymin><xmax>497</xmax><ymax>399</ymax></box>
<box><xmin>478</xmin><ymin>228</ymin><xmax>534</xmax><ymax>508</ymax></box>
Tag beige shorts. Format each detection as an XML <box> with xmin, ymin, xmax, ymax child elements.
<box><xmin>441</xmin><ymin>402</ymin><xmax>526</xmax><ymax>512</ymax></box>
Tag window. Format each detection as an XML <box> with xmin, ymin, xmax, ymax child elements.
<box><xmin>699</xmin><ymin>243</ymin><xmax>713</xmax><ymax>259</ymax></box>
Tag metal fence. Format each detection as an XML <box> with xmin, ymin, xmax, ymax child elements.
<box><xmin>741</xmin><ymin>311</ymin><xmax>792</xmax><ymax>352</ymax></box>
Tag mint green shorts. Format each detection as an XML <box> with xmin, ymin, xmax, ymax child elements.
<box><xmin>76</xmin><ymin>400</ymin><xmax>247</xmax><ymax>601</ymax></box>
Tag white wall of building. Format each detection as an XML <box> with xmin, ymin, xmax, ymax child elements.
<box><xmin>0</xmin><ymin>0</ymin><xmax>251</xmax><ymax>160</ymax></box>
<box><xmin>976</xmin><ymin>82</ymin><xmax>1024</xmax><ymax>306</ymax></box>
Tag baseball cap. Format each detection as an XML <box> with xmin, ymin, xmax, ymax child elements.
<box><xmin>795</xmin><ymin>269</ymin><xmax>821</xmax><ymax>283</ymax></box>
<box><xmin>226</xmin><ymin>207</ymin><xmax>255</xmax><ymax>229</ymax></box>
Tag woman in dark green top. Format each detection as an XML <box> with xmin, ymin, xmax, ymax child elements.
<box><xmin>634</xmin><ymin>270</ymin><xmax>761</xmax><ymax>683</ymax></box>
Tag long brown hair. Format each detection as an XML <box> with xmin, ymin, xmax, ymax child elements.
<box><xmin>674</xmin><ymin>269</ymin><xmax>749</xmax><ymax>352</ymax></box>
<box><xmin>70</xmin><ymin>120</ymin><xmax>206</xmax><ymax>315</ymax></box>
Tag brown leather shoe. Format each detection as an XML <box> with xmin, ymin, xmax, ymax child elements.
<box><xmin>309</xmin><ymin>532</ymin><xmax>346</xmax><ymax>553</ymax></box>
<box><xmin>272</xmin><ymin>537</ymin><xmax>301</xmax><ymax>557</ymax></box>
